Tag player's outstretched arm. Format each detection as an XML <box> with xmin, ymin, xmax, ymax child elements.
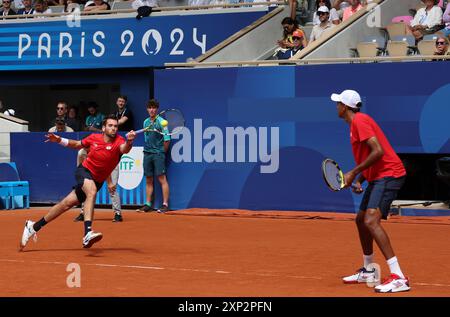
<box><xmin>45</xmin><ymin>133</ymin><xmax>83</xmax><ymax>149</ymax></box>
<box><xmin>120</xmin><ymin>130</ymin><xmax>136</xmax><ymax>154</ymax></box>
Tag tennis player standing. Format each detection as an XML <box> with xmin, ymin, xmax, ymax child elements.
<box><xmin>20</xmin><ymin>115</ymin><xmax>136</xmax><ymax>250</ymax></box>
<box><xmin>331</xmin><ymin>89</ymin><xmax>410</xmax><ymax>293</ymax></box>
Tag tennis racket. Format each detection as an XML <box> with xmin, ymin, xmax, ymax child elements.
<box><xmin>134</xmin><ymin>108</ymin><xmax>185</xmax><ymax>136</ymax></box>
<box><xmin>322</xmin><ymin>158</ymin><xmax>358</xmax><ymax>191</ymax></box>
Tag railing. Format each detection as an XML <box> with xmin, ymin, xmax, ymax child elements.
<box><xmin>165</xmin><ymin>54</ymin><xmax>450</xmax><ymax>67</ymax></box>
<box><xmin>0</xmin><ymin>113</ymin><xmax>29</xmax><ymax>126</ymax></box>
<box><xmin>0</xmin><ymin>1</ymin><xmax>287</xmax><ymax>20</ymax></box>
<box><xmin>195</xmin><ymin>4</ymin><xmax>286</xmax><ymax>62</ymax></box>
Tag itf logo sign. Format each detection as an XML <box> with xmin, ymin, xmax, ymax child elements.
<box><xmin>118</xmin><ymin>147</ymin><xmax>144</xmax><ymax>190</ymax></box>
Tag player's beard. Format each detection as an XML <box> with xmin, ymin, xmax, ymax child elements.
<box><xmin>105</xmin><ymin>131</ymin><xmax>116</xmax><ymax>139</ymax></box>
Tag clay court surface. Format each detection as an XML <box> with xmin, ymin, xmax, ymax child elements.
<box><xmin>1</xmin><ymin>207</ymin><xmax>449</xmax><ymax>297</ymax></box>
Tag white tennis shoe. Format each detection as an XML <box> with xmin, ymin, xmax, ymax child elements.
<box><xmin>343</xmin><ymin>267</ymin><xmax>379</xmax><ymax>284</ymax></box>
<box><xmin>374</xmin><ymin>274</ymin><xmax>411</xmax><ymax>293</ymax></box>
<box><xmin>82</xmin><ymin>231</ymin><xmax>103</xmax><ymax>248</ymax></box>
<box><xmin>20</xmin><ymin>220</ymin><xmax>37</xmax><ymax>251</ymax></box>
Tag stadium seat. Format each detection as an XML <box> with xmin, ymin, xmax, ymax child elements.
<box><xmin>392</xmin><ymin>35</ymin><xmax>415</xmax><ymax>47</ymax></box>
<box><xmin>391</xmin><ymin>16</ymin><xmax>413</xmax><ymax>25</ymax></box>
<box><xmin>0</xmin><ymin>162</ymin><xmax>30</xmax><ymax>210</ymax></box>
<box><xmin>111</xmin><ymin>0</ymin><xmax>133</xmax><ymax>10</ymax></box>
<box><xmin>356</xmin><ymin>36</ymin><xmax>387</xmax><ymax>57</ymax></box>
<box><xmin>386</xmin><ymin>41</ymin><xmax>409</xmax><ymax>57</ymax></box>
<box><xmin>391</xmin><ymin>35</ymin><xmax>417</xmax><ymax>54</ymax></box>
<box><xmin>417</xmin><ymin>40</ymin><xmax>436</xmax><ymax>56</ymax></box>
<box><xmin>385</xmin><ymin>23</ymin><xmax>407</xmax><ymax>39</ymax></box>
<box><xmin>0</xmin><ymin>183</ymin><xmax>11</xmax><ymax>209</ymax></box>
<box><xmin>356</xmin><ymin>42</ymin><xmax>378</xmax><ymax>57</ymax></box>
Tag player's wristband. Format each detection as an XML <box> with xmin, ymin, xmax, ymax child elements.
<box><xmin>59</xmin><ymin>137</ymin><xmax>69</xmax><ymax>147</ymax></box>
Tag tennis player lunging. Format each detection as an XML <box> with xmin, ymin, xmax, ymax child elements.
<box><xmin>19</xmin><ymin>115</ymin><xmax>136</xmax><ymax>250</ymax></box>
<box><xmin>331</xmin><ymin>90</ymin><xmax>410</xmax><ymax>293</ymax></box>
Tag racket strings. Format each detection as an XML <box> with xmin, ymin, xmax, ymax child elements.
<box><xmin>323</xmin><ymin>162</ymin><xmax>343</xmax><ymax>190</ymax></box>
<box><xmin>161</xmin><ymin>110</ymin><xmax>185</xmax><ymax>135</ymax></box>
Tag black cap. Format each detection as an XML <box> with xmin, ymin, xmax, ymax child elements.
<box><xmin>136</xmin><ymin>6</ymin><xmax>152</xmax><ymax>20</ymax></box>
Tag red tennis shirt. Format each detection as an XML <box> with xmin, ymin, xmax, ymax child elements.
<box><xmin>81</xmin><ymin>133</ymin><xmax>125</xmax><ymax>182</ymax></box>
<box><xmin>350</xmin><ymin>113</ymin><xmax>406</xmax><ymax>182</ymax></box>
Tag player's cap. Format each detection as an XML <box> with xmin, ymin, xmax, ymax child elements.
<box><xmin>331</xmin><ymin>90</ymin><xmax>361</xmax><ymax>109</ymax></box>
<box><xmin>317</xmin><ymin>6</ymin><xmax>330</xmax><ymax>13</ymax></box>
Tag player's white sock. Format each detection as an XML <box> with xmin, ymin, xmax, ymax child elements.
<box><xmin>363</xmin><ymin>253</ymin><xmax>374</xmax><ymax>269</ymax></box>
<box><xmin>387</xmin><ymin>256</ymin><xmax>405</xmax><ymax>278</ymax></box>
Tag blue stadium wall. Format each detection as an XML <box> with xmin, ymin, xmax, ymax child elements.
<box><xmin>11</xmin><ymin>62</ymin><xmax>450</xmax><ymax>212</ymax></box>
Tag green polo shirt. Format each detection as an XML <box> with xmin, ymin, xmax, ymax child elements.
<box><xmin>143</xmin><ymin>116</ymin><xmax>170</xmax><ymax>154</ymax></box>
<box><xmin>85</xmin><ymin>113</ymin><xmax>104</xmax><ymax>130</ymax></box>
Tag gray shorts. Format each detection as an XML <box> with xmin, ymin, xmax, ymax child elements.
<box><xmin>359</xmin><ymin>176</ymin><xmax>406</xmax><ymax>220</ymax></box>
<box><xmin>143</xmin><ymin>152</ymin><xmax>166</xmax><ymax>177</ymax></box>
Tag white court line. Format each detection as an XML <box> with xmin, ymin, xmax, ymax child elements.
<box><xmin>414</xmin><ymin>282</ymin><xmax>450</xmax><ymax>288</ymax></box>
<box><xmin>0</xmin><ymin>258</ymin><xmax>320</xmax><ymax>281</ymax></box>
<box><xmin>3</xmin><ymin>259</ymin><xmax>450</xmax><ymax>287</ymax></box>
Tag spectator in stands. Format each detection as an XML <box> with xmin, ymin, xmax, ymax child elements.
<box><xmin>83</xmin><ymin>0</ymin><xmax>111</xmax><ymax>11</ymax></box>
<box><xmin>1</xmin><ymin>0</ymin><xmax>17</xmax><ymax>17</ymax></box>
<box><xmin>332</xmin><ymin>0</ymin><xmax>349</xmax><ymax>19</ymax></box>
<box><xmin>114</xmin><ymin>95</ymin><xmax>133</xmax><ymax>131</ymax></box>
<box><xmin>408</xmin><ymin>0</ymin><xmax>443</xmax><ymax>42</ymax></box>
<box><xmin>433</xmin><ymin>36</ymin><xmax>449</xmax><ymax>58</ymax></box>
<box><xmin>49</xmin><ymin>117</ymin><xmax>74</xmax><ymax>133</ymax></box>
<box><xmin>34</xmin><ymin>0</ymin><xmax>53</xmax><ymax>16</ymax></box>
<box><xmin>276</xmin><ymin>30</ymin><xmax>305</xmax><ymax>59</ymax></box>
<box><xmin>132</xmin><ymin>0</ymin><xmax>159</xmax><ymax>10</ymax></box>
<box><xmin>17</xmin><ymin>0</ymin><xmax>35</xmax><ymax>15</ymax></box>
<box><xmin>313</xmin><ymin>0</ymin><xmax>340</xmax><ymax>25</ymax></box>
<box><xmin>442</xmin><ymin>1</ymin><xmax>450</xmax><ymax>38</ymax></box>
<box><xmin>310</xmin><ymin>6</ymin><xmax>336</xmax><ymax>42</ymax></box>
<box><xmin>277</xmin><ymin>17</ymin><xmax>308</xmax><ymax>51</ymax></box>
<box><xmin>84</xmin><ymin>102</ymin><xmax>104</xmax><ymax>132</ymax></box>
<box><xmin>13</xmin><ymin>0</ymin><xmax>24</xmax><ymax>10</ymax></box>
<box><xmin>54</xmin><ymin>102</ymin><xmax>68</xmax><ymax>125</ymax></box>
<box><xmin>65</xmin><ymin>0</ymin><xmax>81</xmax><ymax>13</ymax></box>
<box><xmin>66</xmin><ymin>106</ymin><xmax>83</xmax><ymax>131</ymax></box>
<box><xmin>288</xmin><ymin>0</ymin><xmax>298</xmax><ymax>21</ymax></box>
<box><xmin>342</xmin><ymin>0</ymin><xmax>363</xmax><ymax>22</ymax></box>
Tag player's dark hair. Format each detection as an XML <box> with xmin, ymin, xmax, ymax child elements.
<box><xmin>102</xmin><ymin>114</ymin><xmax>118</xmax><ymax>126</ymax></box>
<box><xmin>147</xmin><ymin>99</ymin><xmax>159</xmax><ymax>109</ymax></box>
<box><xmin>349</xmin><ymin>102</ymin><xmax>362</xmax><ymax>113</ymax></box>
<box><xmin>118</xmin><ymin>95</ymin><xmax>128</xmax><ymax>102</ymax></box>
